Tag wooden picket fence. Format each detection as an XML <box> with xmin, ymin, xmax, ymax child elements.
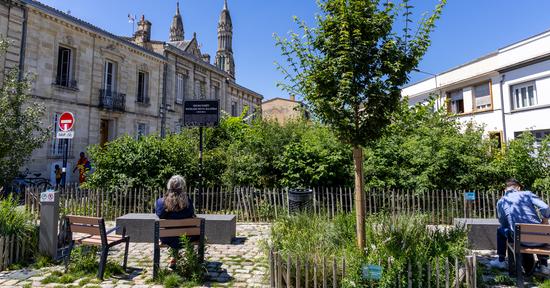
<box><xmin>0</xmin><ymin>235</ymin><xmax>30</xmax><ymax>271</ymax></box>
<box><xmin>23</xmin><ymin>186</ymin><xmax>535</xmax><ymax>223</ymax></box>
<box><xmin>268</xmin><ymin>250</ymin><xmax>478</xmax><ymax>288</ymax></box>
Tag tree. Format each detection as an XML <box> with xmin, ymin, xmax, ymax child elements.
<box><xmin>364</xmin><ymin>98</ymin><xmax>497</xmax><ymax>191</ymax></box>
<box><xmin>0</xmin><ymin>38</ymin><xmax>48</xmax><ymax>188</ymax></box>
<box><xmin>276</xmin><ymin>0</ymin><xmax>445</xmax><ymax>249</ymax></box>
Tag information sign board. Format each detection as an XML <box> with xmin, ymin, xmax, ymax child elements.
<box><xmin>183</xmin><ymin>100</ymin><xmax>220</xmax><ymax>127</ymax></box>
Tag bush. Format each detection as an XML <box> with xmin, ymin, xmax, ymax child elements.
<box><xmin>268</xmin><ymin>213</ymin><xmax>468</xmax><ymax>287</ymax></box>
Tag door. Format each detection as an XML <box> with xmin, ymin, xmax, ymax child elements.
<box><xmin>100</xmin><ymin>119</ymin><xmax>109</xmax><ymax>147</ymax></box>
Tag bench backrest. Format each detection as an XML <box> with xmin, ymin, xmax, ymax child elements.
<box><xmin>66</xmin><ymin>215</ymin><xmax>107</xmax><ymax>243</ymax></box>
<box><xmin>516</xmin><ymin>224</ymin><xmax>550</xmax><ymax>245</ymax></box>
<box><xmin>157</xmin><ymin>218</ymin><xmax>204</xmax><ymax>239</ymax></box>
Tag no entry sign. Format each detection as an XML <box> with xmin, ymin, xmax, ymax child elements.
<box><xmin>59</xmin><ymin>112</ymin><xmax>75</xmax><ymax>132</ymax></box>
<box><xmin>57</xmin><ymin>112</ymin><xmax>75</xmax><ymax>139</ymax></box>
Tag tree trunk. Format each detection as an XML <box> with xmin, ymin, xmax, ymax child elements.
<box><xmin>353</xmin><ymin>145</ymin><xmax>365</xmax><ymax>250</ymax></box>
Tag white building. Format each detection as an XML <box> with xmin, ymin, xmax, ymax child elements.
<box><xmin>402</xmin><ymin>29</ymin><xmax>550</xmax><ymax>146</ymax></box>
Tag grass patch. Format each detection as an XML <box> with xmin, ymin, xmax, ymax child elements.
<box><xmin>40</xmin><ymin>245</ymin><xmax>127</xmax><ymax>285</ymax></box>
<box><xmin>269</xmin><ymin>212</ymin><xmax>468</xmax><ymax>288</ymax></box>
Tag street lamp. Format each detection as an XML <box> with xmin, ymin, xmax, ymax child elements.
<box><xmin>413</xmin><ymin>68</ymin><xmax>440</xmax><ymax>109</ymax></box>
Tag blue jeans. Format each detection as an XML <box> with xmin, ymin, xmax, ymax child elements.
<box><xmin>497</xmin><ymin>227</ymin><xmax>512</xmax><ymax>261</ymax></box>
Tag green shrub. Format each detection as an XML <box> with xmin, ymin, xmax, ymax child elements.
<box><xmin>172</xmin><ymin>235</ymin><xmax>206</xmax><ymax>283</ymax></box>
<box><xmin>269</xmin><ymin>213</ymin><xmax>468</xmax><ymax>288</ymax></box>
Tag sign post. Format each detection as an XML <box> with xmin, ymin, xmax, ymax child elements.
<box><xmin>57</xmin><ymin>112</ymin><xmax>75</xmax><ymax>187</ymax></box>
<box><xmin>183</xmin><ymin>100</ymin><xmax>220</xmax><ymax>214</ymax></box>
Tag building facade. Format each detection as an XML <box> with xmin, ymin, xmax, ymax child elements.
<box><xmin>402</xmin><ymin>29</ymin><xmax>550</xmax><ymax>147</ymax></box>
<box><xmin>262</xmin><ymin>96</ymin><xmax>308</xmax><ymax>124</ymax></box>
<box><xmin>0</xmin><ymin>0</ymin><xmax>263</xmax><ymax>184</ymax></box>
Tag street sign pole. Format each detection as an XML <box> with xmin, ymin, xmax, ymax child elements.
<box><xmin>57</xmin><ymin>112</ymin><xmax>75</xmax><ymax>188</ymax></box>
<box><xmin>182</xmin><ymin>100</ymin><xmax>219</xmax><ymax>214</ymax></box>
<box><xmin>62</xmin><ymin>138</ymin><xmax>68</xmax><ymax>188</ymax></box>
<box><xmin>198</xmin><ymin>126</ymin><xmax>203</xmax><ymax>214</ymax></box>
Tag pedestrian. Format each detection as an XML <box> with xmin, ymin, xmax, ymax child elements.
<box><xmin>155</xmin><ymin>175</ymin><xmax>196</xmax><ymax>269</ymax></box>
<box><xmin>490</xmin><ymin>178</ymin><xmax>550</xmax><ymax>275</ymax></box>
<box><xmin>54</xmin><ymin>164</ymin><xmax>62</xmax><ymax>189</ymax></box>
<box><xmin>72</xmin><ymin>152</ymin><xmax>90</xmax><ymax>184</ymax></box>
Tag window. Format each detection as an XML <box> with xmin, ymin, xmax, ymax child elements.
<box><xmin>103</xmin><ymin>60</ymin><xmax>117</xmax><ymax>95</ymax></box>
<box><xmin>137</xmin><ymin>71</ymin><xmax>148</xmax><ymax>103</ymax></box>
<box><xmin>51</xmin><ymin>113</ymin><xmax>72</xmax><ymax>156</ymax></box>
<box><xmin>174</xmin><ymin>121</ymin><xmax>182</xmax><ymax>134</ymax></box>
<box><xmin>473</xmin><ymin>82</ymin><xmax>492</xmax><ymax>111</ymax></box>
<box><xmin>200</xmin><ymin>81</ymin><xmax>206</xmax><ymax>99</ymax></box>
<box><xmin>56</xmin><ymin>46</ymin><xmax>72</xmax><ymax>87</ymax></box>
<box><xmin>231</xmin><ymin>101</ymin><xmax>238</xmax><ymax>116</ymax></box>
<box><xmin>514</xmin><ymin>129</ymin><xmax>550</xmax><ymax>144</ymax></box>
<box><xmin>447</xmin><ymin>90</ymin><xmax>464</xmax><ymax>114</ymax></box>
<box><xmin>512</xmin><ymin>82</ymin><xmax>537</xmax><ymax>110</ymax></box>
<box><xmin>136</xmin><ymin>123</ymin><xmax>148</xmax><ymax>139</ymax></box>
<box><xmin>176</xmin><ymin>73</ymin><xmax>187</xmax><ymax>104</ymax></box>
<box><xmin>213</xmin><ymin>85</ymin><xmax>220</xmax><ymax>99</ymax></box>
<box><xmin>489</xmin><ymin>132</ymin><xmax>503</xmax><ymax>149</ymax></box>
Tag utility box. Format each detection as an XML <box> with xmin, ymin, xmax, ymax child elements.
<box><xmin>39</xmin><ymin>190</ymin><xmax>60</xmax><ymax>258</ymax></box>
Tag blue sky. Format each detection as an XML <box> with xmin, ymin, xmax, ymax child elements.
<box><xmin>39</xmin><ymin>0</ymin><xmax>550</xmax><ymax>101</ymax></box>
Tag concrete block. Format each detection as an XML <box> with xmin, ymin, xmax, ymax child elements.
<box><xmin>116</xmin><ymin>213</ymin><xmax>159</xmax><ymax>243</ymax></box>
<box><xmin>197</xmin><ymin>214</ymin><xmax>236</xmax><ymax>244</ymax></box>
<box><xmin>454</xmin><ymin>218</ymin><xmax>499</xmax><ymax>250</ymax></box>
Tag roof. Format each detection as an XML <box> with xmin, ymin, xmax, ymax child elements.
<box><xmin>23</xmin><ymin>0</ymin><xmax>165</xmax><ymax>61</ymax></box>
<box><xmin>403</xmin><ymin>27</ymin><xmax>550</xmax><ymax>89</ymax></box>
<box><xmin>262</xmin><ymin>97</ymin><xmax>301</xmax><ymax>104</ymax></box>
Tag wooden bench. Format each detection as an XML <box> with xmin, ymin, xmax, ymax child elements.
<box><xmin>63</xmin><ymin>215</ymin><xmax>130</xmax><ymax>280</ymax></box>
<box><xmin>153</xmin><ymin>218</ymin><xmax>205</xmax><ymax>279</ymax></box>
<box><xmin>509</xmin><ymin>224</ymin><xmax>550</xmax><ymax>288</ymax></box>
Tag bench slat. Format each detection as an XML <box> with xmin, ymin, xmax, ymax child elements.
<box><xmin>67</xmin><ymin>215</ymin><xmax>101</xmax><ymax>225</ymax></box>
<box><xmin>70</xmin><ymin>224</ymin><xmax>101</xmax><ymax>235</ymax></box>
<box><xmin>159</xmin><ymin>227</ymin><xmax>201</xmax><ymax>238</ymax></box>
<box><xmin>159</xmin><ymin>219</ymin><xmax>202</xmax><ymax>228</ymax></box>
<box><xmin>521</xmin><ymin>247</ymin><xmax>550</xmax><ymax>255</ymax></box>
<box><xmin>520</xmin><ymin>233</ymin><xmax>550</xmax><ymax>244</ymax></box>
<box><xmin>518</xmin><ymin>224</ymin><xmax>550</xmax><ymax>234</ymax></box>
<box><xmin>74</xmin><ymin>235</ymin><xmax>126</xmax><ymax>245</ymax></box>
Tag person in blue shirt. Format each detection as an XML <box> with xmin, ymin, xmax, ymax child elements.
<box><xmin>490</xmin><ymin>178</ymin><xmax>550</xmax><ymax>273</ymax></box>
<box><xmin>155</xmin><ymin>175</ymin><xmax>195</xmax><ymax>268</ymax></box>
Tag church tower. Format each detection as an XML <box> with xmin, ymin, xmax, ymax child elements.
<box><xmin>215</xmin><ymin>0</ymin><xmax>235</xmax><ymax>78</ymax></box>
<box><xmin>169</xmin><ymin>2</ymin><xmax>184</xmax><ymax>42</ymax></box>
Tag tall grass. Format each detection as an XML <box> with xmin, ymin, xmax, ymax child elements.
<box><xmin>0</xmin><ymin>196</ymin><xmax>35</xmax><ymax>237</ymax></box>
<box><xmin>268</xmin><ymin>212</ymin><xmax>468</xmax><ymax>287</ymax></box>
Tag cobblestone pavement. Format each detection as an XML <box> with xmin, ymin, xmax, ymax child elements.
<box><xmin>0</xmin><ymin>223</ymin><xmax>271</xmax><ymax>288</ymax></box>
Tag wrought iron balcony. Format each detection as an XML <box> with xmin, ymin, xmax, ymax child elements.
<box><xmin>99</xmin><ymin>89</ymin><xmax>126</xmax><ymax>112</ymax></box>
<box><xmin>54</xmin><ymin>76</ymin><xmax>78</xmax><ymax>89</ymax></box>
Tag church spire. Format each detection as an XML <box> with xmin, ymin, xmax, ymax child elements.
<box><xmin>215</xmin><ymin>0</ymin><xmax>235</xmax><ymax>78</ymax></box>
<box><xmin>169</xmin><ymin>2</ymin><xmax>184</xmax><ymax>42</ymax></box>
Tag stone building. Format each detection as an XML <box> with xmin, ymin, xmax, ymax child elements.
<box><xmin>262</xmin><ymin>95</ymin><xmax>309</xmax><ymax>124</ymax></box>
<box><xmin>0</xmin><ymin>0</ymin><xmax>263</xmax><ymax>184</ymax></box>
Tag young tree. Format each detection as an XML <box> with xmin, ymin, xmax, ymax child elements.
<box><xmin>0</xmin><ymin>38</ymin><xmax>48</xmax><ymax>188</ymax></box>
<box><xmin>276</xmin><ymin>0</ymin><xmax>445</xmax><ymax>249</ymax></box>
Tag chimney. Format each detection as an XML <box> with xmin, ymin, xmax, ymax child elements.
<box><xmin>290</xmin><ymin>95</ymin><xmax>296</xmax><ymax>101</ymax></box>
<box><xmin>134</xmin><ymin>15</ymin><xmax>152</xmax><ymax>45</ymax></box>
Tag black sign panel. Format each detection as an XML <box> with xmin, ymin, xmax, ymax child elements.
<box><xmin>183</xmin><ymin>100</ymin><xmax>220</xmax><ymax>127</ymax></box>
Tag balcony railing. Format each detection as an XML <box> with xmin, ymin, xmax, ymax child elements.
<box><xmin>54</xmin><ymin>76</ymin><xmax>78</xmax><ymax>89</ymax></box>
<box><xmin>99</xmin><ymin>89</ymin><xmax>126</xmax><ymax>112</ymax></box>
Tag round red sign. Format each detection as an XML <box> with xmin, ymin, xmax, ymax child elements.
<box><xmin>59</xmin><ymin>112</ymin><xmax>75</xmax><ymax>132</ymax></box>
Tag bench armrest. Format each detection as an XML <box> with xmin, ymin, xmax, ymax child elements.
<box><xmin>105</xmin><ymin>226</ymin><xmax>125</xmax><ymax>237</ymax></box>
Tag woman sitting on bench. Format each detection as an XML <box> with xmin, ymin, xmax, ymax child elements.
<box><xmin>155</xmin><ymin>175</ymin><xmax>196</xmax><ymax>269</ymax></box>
